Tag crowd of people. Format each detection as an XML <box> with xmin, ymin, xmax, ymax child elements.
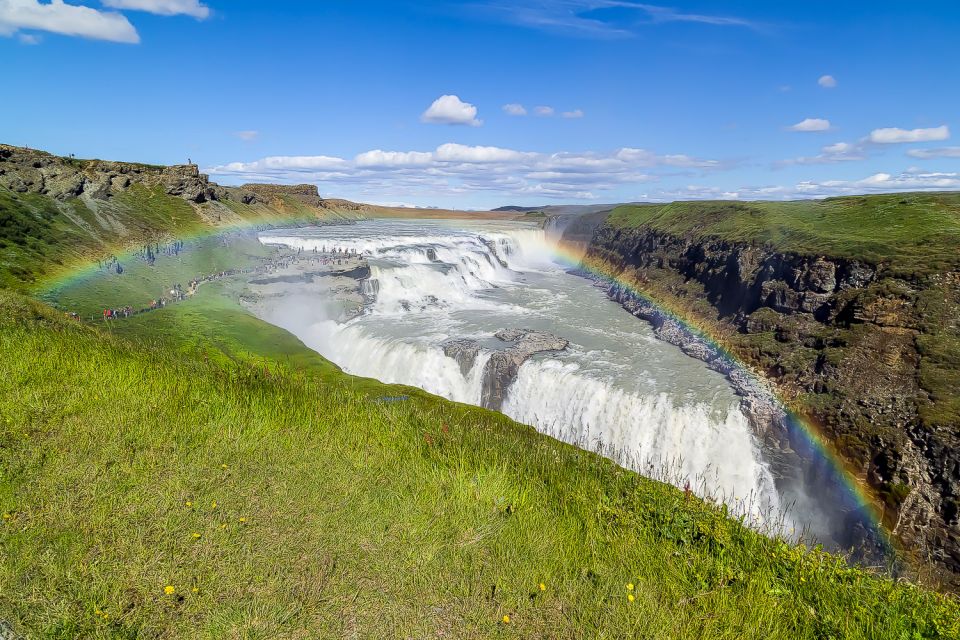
<box><xmin>259</xmin><ymin>246</ymin><xmax>366</xmax><ymax>272</ymax></box>
<box><xmin>102</xmin><ymin>306</ymin><xmax>134</xmax><ymax>319</ymax></box>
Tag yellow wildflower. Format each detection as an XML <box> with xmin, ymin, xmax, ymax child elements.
<box><xmin>192</xmin><ymin>587</ymin><xmax>199</xmax><ymax>593</ymax></box>
<box><xmin>626</xmin><ymin>583</ymin><xmax>634</xmax><ymax>591</ymax></box>
<box><xmin>185</xmin><ymin>501</ymin><xmax>193</xmax><ymax>507</ymax></box>
<box><xmin>192</xmin><ymin>532</ymin><xmax>201</xmax><ymax>539</ymax></box>
<box><xmin>164</xmin><ymin>585</ymin><xmax>176</xmax><ymax>595</ymax></box>
<box><xmin>538</xmin><ymin>582</ymin><xmax>546</xmax><ymax>591</ymax></box>
<box><xmin>502</xmin><ymin>615</ymin><xmax>511</xmax><ymax>624</ymax></box>
<box><xmin>221</xmin><ymin>464</ymin><xmax>228</xmax><ymax>469</ymax></box>
<box><xmin>220</xmin><ymin>523</ymin><xmax>227</xmax><ymax>529</ymax></box>
<box><xmin>628</xmin><ymin>594</ymin><xmax>635</xmax><ymax>602</ymax></box>
<box><xmin>239</xmin><ymin>517</ymin><xmax>246</xmax><ymax>523</ymax></box>
<box><xmin>211</xmin><ymin>501</ymin><xmax>218</xmax><ymax>509</ymax></box>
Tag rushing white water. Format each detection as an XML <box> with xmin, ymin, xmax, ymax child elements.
<box><xmin>256</xmin><ymin>220</ymin><xmax>783</xmax><ymax>523</ymax></box>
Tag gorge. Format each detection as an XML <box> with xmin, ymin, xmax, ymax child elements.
<box><xmin>248</xmin><ymin>219</ymin><xmax>881</xmax><ymax>556</ymax></box>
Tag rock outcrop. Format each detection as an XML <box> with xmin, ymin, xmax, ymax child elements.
<box><xmin>481</xmin><ymin>329</ymin><xmax>569</xmax><ymax>410</ymax></box>
<box><xmin>0</xmin><ymin>145</ymin><xmax>227</xmax><ymax>204</ymax></box>
<box><xmin>442</xmin><ymin>329</ymin><xmax>569</xmax><ymax>410</ymax></box>
<box><xmin>442</xmin><ymin>339</ymin><xmax>482</xmax><ymax>377</ymax></box>
<box><xmin>0</xmin><ymin>144</ymin><xmax>361</xmax><ymax>211</ymax></box>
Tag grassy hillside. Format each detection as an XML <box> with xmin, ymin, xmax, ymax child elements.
<box><xmin>607</xmin><ymin>193</ymin><xmax>960</xmax><ymax>277</ymax></box>
<box><xmin>2</xmin><ymin>290</ymin><xmax>958</xmax><ymax>639</ymax></box>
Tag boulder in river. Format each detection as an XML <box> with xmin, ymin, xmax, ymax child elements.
<box><xmin>481</xmin><ymin>329</ymin><xmax>569</xmax><ymax>411</ymax></box>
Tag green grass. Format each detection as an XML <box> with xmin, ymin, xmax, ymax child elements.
<box><xmin>607</xmin><ymin>193</ymin><xmax>960</xmax><ymax>277</ymax></box>
<box><xmin>2</xmin><ymin>290</ymin><xmax>959</xmax><ymax>638</ymax></box>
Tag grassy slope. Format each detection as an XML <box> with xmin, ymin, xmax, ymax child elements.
<box><xmin>2</xmin><ymin>290</ymin><xmax>959</xmax><ymax>639</ymax></box>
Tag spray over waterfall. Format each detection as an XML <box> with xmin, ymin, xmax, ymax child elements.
<box><xmin>256</xmin><ymin>220</ymin><xmax>791</xmax><ymax>528</ymax></box>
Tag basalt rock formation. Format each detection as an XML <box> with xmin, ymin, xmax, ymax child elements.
<box><xmin>0</xmin><ymin>144</ymin><xmax>359</xmax><ymax>210</ymax></box>
<box><xmin>442</xmin><ymin>329</ymin><xmax>569</xmax><ymax>410</ymax></box>
<box><xmin>482</xmin><ymin>329</ymin><xmax>569</xmax><ymax>410</ymax></box>
<box><xmin>442</xmin><ymin>339</ymin><xmax>482</xmax><ymax>377</ymax></box>
<box><xmin>583</xmin><ymin>221</ymin><xmax>960</xmax><ymax>585</ymax></box>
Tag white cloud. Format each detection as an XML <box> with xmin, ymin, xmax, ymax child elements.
<box><xmin>17</xmin><ymin>31</ymin><xmax>38</xmax><ymax>43</ymax></box>
<box><xmin>788</xmin><ymin>118</ymin><xmax>831</xmax><ymax>132</ymax></box>
<box><xmin>534</xmin><ymin>106</ymin><xmax>555</xmax><ymax>117</ymax></box>
<box><xmin>102</xmin><ymin>0</ymin><xmax>209</xmax><ymax>19</ymax></box>
<box><xmin>0</xmin><ymin>0</ymin><xmax>139</xmax><ymax>43</ymax></box>
<box><xmin>615</xmin><ymin>147</ymin><xmax>721</xmax><ymax>169</ymax></box>
<box><xmin>822</xmin><ymin>142</ymin><xmax>856</xmax><ymax>154</ymax></box>
<box><xmin>233</xmin><ymin>130</ymin><xmax>259</xmax><ymax>142</ymax></box>
<box><xmin>776</xmin><ymin>140</ymin><xmax>866</xmax><ymax>167</ymax></box>
<box><xmin>502</xmin><ymin>103</ymin><xmax>527</xmax><ymax>116</ymax></box>
<box><xmin>434</xmin><ymin>143</ymin><xmax>534</xmax><ymax>163</ymax></box>
<box><xmin>869</xmin><ymin>125</ymin><xmax>950</xmax><ymax>144</ymax></box>
<box><xmin>214</xmin><ymin>155</ymin><xmax>349</xmax><ymax>175</ymax></box>
<box><xmin>907</xmin><ymin>147</ymin><xmax>960</xmax><ymax>159</ymax></box>
<box><xmin>421</xmin><ymin>95</ymin><xmax>482</xmax><ymax>127</ymax></box>
<box><xmin>780</xmin><ymin>126</ymin><xmax>952</xmax><ymax>166</ymax></box>
<box><xmin>655</xmin><ymin>170</ymin><xmax>960</xmax><ymax>202</ymax></box>
<box><xmin>355</xmin><ymin>149</ymin><xmax>433</xmax><ymax>168</ymax></box>
<box><xmin>208</xmin><ymin>143</ymin><xmax>728</xmax><ymax>203</ymax></box>
<box><xmin>562</xmin><ymin>109</ymin><xmax>585</xmax><ymax>119</ymax></box>
<box><xmin>818</xmin><ymin>75</ymin><xmax>837</xmax><ymax>88</ymax></box>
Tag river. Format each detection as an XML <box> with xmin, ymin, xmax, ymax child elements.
<box><xmin>252</xmin><ymin>219</ymin><xmax>799</xmax><ymax>530</ymax></box>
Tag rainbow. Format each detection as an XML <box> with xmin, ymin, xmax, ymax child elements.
<box><xmin>39</xmin><ymin>211</ymin><xmax>329</xmax><ymax>295</ymax></box>
<box><xmin>40</xmin><ymin>214</ymin><xmax>894</xmax><ymax>558</ymax></box>
<box><xmin>544</xmin><ymin>238</ymin><xmax>893</xmax><ymax>555</ymax></box>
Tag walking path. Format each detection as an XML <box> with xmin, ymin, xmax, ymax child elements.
<box><xmin>66</xmin><ymin>245</ymin><xmax>367</xmax><ymax>324</ymax></box>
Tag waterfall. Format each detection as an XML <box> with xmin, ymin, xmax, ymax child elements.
<box><xmin>257</xmin><ymin>220</ymin><xmax>784</xmax><ymax>525</ymax></box>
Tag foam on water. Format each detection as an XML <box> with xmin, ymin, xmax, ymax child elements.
<box><xmin>257</xmin><ymin>220</ymin><xmax>783</xmax><ymax>523</ymax></box>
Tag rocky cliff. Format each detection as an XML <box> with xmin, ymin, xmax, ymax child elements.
<box><xmin>583</xmin><ymin>212</ymin><xmax>960</xmax><ymax>585</ymax></box>
<box><xmin>0</xmin><ymin>144</ymin><xmax>355</xmax><ymax>210</ymax></box>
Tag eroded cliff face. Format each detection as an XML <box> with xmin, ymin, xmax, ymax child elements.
<box><xmin>585</xmin><ymin>224</ymin><xmax>960</xmax><ymax>584</ymax></box>
<box><xmin>0</xmin><ymin>145</ymin><xmax>228</xmax><ymax>204</ymax></box>
<box><xmin>0</xmin><ymin>144</ymin><xmax>344</xmax><ymax>209</ymax></box>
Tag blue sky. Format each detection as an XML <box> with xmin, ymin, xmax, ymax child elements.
<box><xmin>2</xmin><ymin>0</ymin><xmax>959</xmax><ymax>208</ymax></box>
